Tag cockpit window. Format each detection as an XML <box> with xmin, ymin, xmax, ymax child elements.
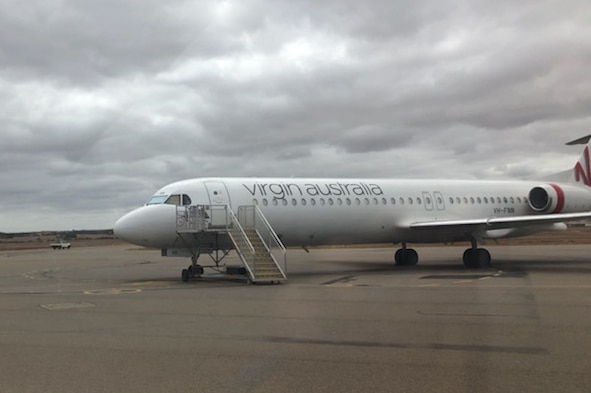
<box><xmin>165</xmin><ymin>194</ymin><xmax>181</xmax><ymax>206</ymax></box>
<box><xmin>146</xmin><ymin>194</ymin><xmax>191</xmax><ymax>206</ymax></box>
<box><xmin>146</xmin><ymin>195</ymin><xmax>169</xmax><ymax>205</ymax></box>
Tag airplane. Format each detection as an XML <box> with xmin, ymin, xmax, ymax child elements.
<box><xmin>114</xmin><ymin>136</ymin><xmax>591</xmax><ymax>282</ymax></box>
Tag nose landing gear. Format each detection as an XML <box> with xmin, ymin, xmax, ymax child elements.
<box><xmin>181</xmin><ymin>256</ymin><xmax>204</xmax><ymax>282</ymax></box>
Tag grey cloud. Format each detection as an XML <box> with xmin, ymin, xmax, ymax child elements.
<box><xmin>1</xmin><ymin>0</ymin><xmax>591</xmax><ymax>231</ymax></box>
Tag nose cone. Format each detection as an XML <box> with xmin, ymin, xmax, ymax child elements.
<box><xmin>114</xmin><ymin>205</ymin><xmax>178</xmax><ymax>248</ymax></box>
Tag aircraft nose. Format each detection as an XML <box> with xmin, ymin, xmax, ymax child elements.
<box><xmin>113</xmin><ymin>210</ymin><xmax>138</xmax><ymax>244</ymax></box>
<box><xmin>113</xmin><ymin>205</ymin><xmax>178</xmax><ymax>248</ymax></box>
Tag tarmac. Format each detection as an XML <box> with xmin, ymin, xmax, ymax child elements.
<box><xmin>0</xmin><ymin>244</ymin><xmax>590</xmax><ymax>393</ymax></box>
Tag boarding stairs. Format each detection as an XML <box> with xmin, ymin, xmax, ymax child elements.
<box><xmin>175</xmin><ymin>204</ymin><xmax>287</xmax><ymax>284</ymax></box>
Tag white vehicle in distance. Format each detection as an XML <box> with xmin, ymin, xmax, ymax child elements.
<box><xmin>50</xmin><ymin>241</ymin><xmax>71</xmax><ymax>249</ymax></box>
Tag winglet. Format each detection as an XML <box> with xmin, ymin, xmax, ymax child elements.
<box><xmin>566</xmin><ymin>135</ymin><xmax>591</xmax><ymax>145</ymax></box>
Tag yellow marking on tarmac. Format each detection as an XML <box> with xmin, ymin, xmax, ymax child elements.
<box><xmin>131</xmin><ymin>281</ymin><xmax>177</xmax><ymax>286</ymax></box>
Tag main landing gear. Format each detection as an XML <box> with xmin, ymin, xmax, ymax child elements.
<box><xmin>395</xmin><ymin>244</ymin><xmax>418</xmax><ymax>266</ymax></box>
<box><xmin>462</xmin><ymin>239</ymin><xmax>491</xmax><ymax>268</ymax></box>
<box><xmin>394</xmin><ymin>240</ymin><xmax>492</xmax><ymax>269</ymax></box>
<box><xmin>462</xmin><ymin>248</ymin><xmax>491</xmax><ymax>268</ymax></box>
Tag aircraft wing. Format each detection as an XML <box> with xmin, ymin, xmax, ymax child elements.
<box><xmin>410</xmin><ymin>211</ymin><xmax>591</xmax><ymax>231</ymax></box>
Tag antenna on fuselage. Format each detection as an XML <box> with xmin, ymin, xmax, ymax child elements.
<box><xmin>566</xmin><ymin>135</ymin><xmax>591</xmax><ymax>145</ymax></box>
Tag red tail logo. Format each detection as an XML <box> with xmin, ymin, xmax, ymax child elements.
<box><xmin>574</xmin><ymin>146</ymin><xmax>591</xmax><ymax>186</ymax></box>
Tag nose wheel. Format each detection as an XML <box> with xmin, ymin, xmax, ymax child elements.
<box><xmin>181</xmin><ymin>256</ymin><xmax>204</xmax><ymax>282</ymax></box>
<box><xmin>181</xmin><ymin>268</ymin><xmax>191</xmax><ymax>282</ymax></box>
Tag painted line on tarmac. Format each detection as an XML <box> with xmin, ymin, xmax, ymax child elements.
<box><xmin>130</xmin><ymin>281</ymin><xmax>178</xmax><ymax>286</ymax></box>
<box><xmin>41</xmin><ymin>302</ymin><xmax>95</xmax><ymax>311</ymax></box>
<box><xmin>84</xmin><ymin>288</ymin><xmax>142</xmax><ymax>295</ymax></box>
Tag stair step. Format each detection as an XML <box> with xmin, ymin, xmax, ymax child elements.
<box><xmin>227</xmin><ymin>207</ymin><xmax>287</xmax><ymax>283</ymax></box>
<box><xmin>254</xmin><ymin>266</ymin><xmax>279</xmax><ymax>272</ymax></box>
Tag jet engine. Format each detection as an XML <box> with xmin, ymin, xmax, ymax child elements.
<box><xmin>528</xmin><ymin>184</ymin><xmax>591</xmax><ymax>213</ymax></box>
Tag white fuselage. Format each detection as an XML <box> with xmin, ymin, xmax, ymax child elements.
<box><xmin>113</xmin><ymin>177</ymin><xmax>591</xmax><ymax>249</ymax></box>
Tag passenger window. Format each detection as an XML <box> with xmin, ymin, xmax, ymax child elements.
<box><xmin>355</xmin><ymin>198</ymin><xmax>361</xmax><ymax>205</ymax></box>
<box><xmin>449</xmin><ymin>197</ymin><xmax>453</xmax><ymax>204</ymax></box>
<box><xmin>253</xmin><ymin>199</ymin><xmax>259</xmax><ymax>206</ymax></box>
<box><xmin>346</xmin><ymin>198</ymin><xmax>351</xmax><ymax>205</ymax></box>
<box><xmin>272</xmin><ymin>199</ymin><xmax>278</xmax><ymax>206</ymax></box>
<box><xmin>328</xmin><ymin>198</ymin><xmax>334</xmax><ymax>206</ymax></box>
<box><xmin>310</xmin><ymin>198</ymin><xmax>316</xmax><ymax>206</ymax></box>
<box><xmin>373</xmin><ymin>198</ymin><xmax>378</xmax><ymax>205</ymax></box>
<box><xmin>301</xmin><ymin>199</ymin><xmax>307</xmax><ymax>206</ymax></box>
<box><xmin>292</xmin><ymin>198</ymin><xmax>297</xmax><ymax>206</ymax></box>
<box><xmin>408</xmin><ymin>198</ymin><xmax>413</xmax><ymax>205</ymax></box>
<box><xmin>382</xmin><ymin>198</ymin><xmax>387</xmax><ymax>205</ymax></box>
<box><xmin>262</xmin><ymin>199</ymin><xmax>268</xmax><ymax>206</ymax></box>
<box><xmin>391</xmin><ymin>198</ymin><xmax>396</xmax><ymax>205</ymax></box>
<box><xmin>320</xmin><ymin>198</ymin><xmax>326</xmax><ymax>206</ymax></box>
<box><xmin>337</xmin><ymin>199</ymin><xmax>343</xmax><ymax>205</ymax></box>
<box><xmin>364</xmin><ymin>198</ymin><xmax>370</xmax><ymax>205</ymax></box>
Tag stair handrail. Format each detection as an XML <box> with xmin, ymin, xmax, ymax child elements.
<box><xmin>237</xmin><ymin>205</ymin><xmax>287</xmax><ymax>278</ymax></box>
<box><xmin>254</xmin><ymin>205</ymin><xmax>287</xmax><ymax>254</ymax></box>
<box><xmin>226</xmin><ymin>207</ymin><xmax>257</xmax><ymax>279</ymax></box>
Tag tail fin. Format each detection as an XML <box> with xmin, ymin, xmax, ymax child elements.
<box><xmin>567</xmin><ymin>135</ymin><xmax>591</xmax><ymax>187</ymax></box>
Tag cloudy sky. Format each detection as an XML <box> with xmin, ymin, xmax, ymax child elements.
<box><xmin>1</xmin><ymin>0</ymin><xmax>590</xmax><ymax>232</ymax></box>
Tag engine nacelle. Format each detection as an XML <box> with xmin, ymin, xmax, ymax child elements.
<box><xmin>528</xmin><ymin>184</ymin><xmax>591</xmax><ymax>213</ymax></box>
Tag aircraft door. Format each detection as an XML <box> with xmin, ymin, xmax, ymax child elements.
<box><xmin>434</xmin><ymin>191</ymin><xmax>446</xmax><ymax>210</ymax></box>
<box><xmin>422</xmin><ymin>192</ymin><xmax>434</xmax><ymax>211</ymax></box>
<box><xmin>204</xmin><ymin>181</ymin><xmax>232</xmax><ymax>227</ymax></box>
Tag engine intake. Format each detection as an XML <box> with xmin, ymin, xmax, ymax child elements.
<box><xmin>528</xmin><ymin>184</ymin><xmax>591</xmax><ymax>213</ymax></box>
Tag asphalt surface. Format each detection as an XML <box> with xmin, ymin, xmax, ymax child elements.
<box><xmin>0</xmin><ymin>244</ymin><xmax>590</xmax><ymax>393</ymax></box>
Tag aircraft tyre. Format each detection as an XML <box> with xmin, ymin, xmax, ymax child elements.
<box><xmin>187</xmin><ymin>265</ymin><xmax>204</xmax><ymax>276</ymax></box>
<box><xmin>463</xmin><ymin>248</ymin><xmax>491</xmax><ymax>268</ymax></box>
<box><xmin>181</xmin><ymin>269</ymin><xmax>190</xmax><ymax>282</ymax></box>
<box><xmin>395</xmin><ymin>248</ymin><xmax>419</xmax><ymax>266</ymax></box>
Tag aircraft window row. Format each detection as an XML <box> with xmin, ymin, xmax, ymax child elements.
<box><xmin>255</xmin><ymin>197</ymin><xmax>389</xmax><ymax>207</ymax></box>
<box><xmin>447</xmin><ymin>196</ymin><xmax>528</xmax><ymax>205</ymax></box>
<box><xmin>253</xmin><ymin>194</ymin><xmax>529</xmax><ymax>207</ymax></box>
